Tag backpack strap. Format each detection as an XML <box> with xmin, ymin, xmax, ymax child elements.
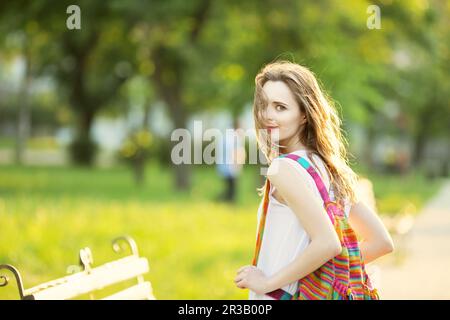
<box><xmin>278</xmin><ymin>153</ymin><xmax>338</xmax><ymax>224</ymax></box>
<box><xmin>251</xmin><ymin>178</ymin><xmax>271</xmax><ymax>266</ymax></box>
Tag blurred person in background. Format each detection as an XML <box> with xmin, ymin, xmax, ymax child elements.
<box><xmin>216</xmin><ymin>119</ymin><xmax>246</xmax><ymax>203</ymax></box>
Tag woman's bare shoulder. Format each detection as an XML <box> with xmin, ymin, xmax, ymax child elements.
<box><xmin>266</xmin><ymin>157</ymin><xmax>310</xmax><ymax>187</ymax></box>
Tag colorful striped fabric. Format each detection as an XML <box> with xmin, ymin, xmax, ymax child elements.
<box><xmin>252</xmin><ymin>153</ymin><xmax>379</xmax><ymax>300</ymax></box>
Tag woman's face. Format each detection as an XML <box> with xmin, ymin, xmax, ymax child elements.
<box><xmin>261</xmin><ymin>80</ymin><xmax>306</xmax><ymax>144</ymax></box>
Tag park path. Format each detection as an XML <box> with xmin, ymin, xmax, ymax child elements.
<box><xmin>369</xmin><ymin>180</ymin><xmax>450</xmax><ymax>299</ymax></box>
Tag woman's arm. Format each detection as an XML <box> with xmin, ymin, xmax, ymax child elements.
<box><xmin>260</xmin><ymin>159</ymin><xmax>342</xmax><ymax>293</ymax></box>
<box><xmin>348</xmin><ymin>201</ymin><xmax>395</xmax><ymax>264</ymax></box>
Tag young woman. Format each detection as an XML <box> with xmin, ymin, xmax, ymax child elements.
<box><xmin>234</xmin><ymin>61</ymin><xmax>394</xmax><ymax>299</ymax></box>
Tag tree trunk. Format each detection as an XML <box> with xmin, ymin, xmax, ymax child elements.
<box><xmin>151</xmin><ymin>46</ymin><xmax>191</xmax><ymax>191</ymax></box>
<box><xmin>148</xmin><ymin>2</ymin><xmax>211</xmax><ymax>191</ymax></box>
<box><xmin>64</xmin><ymin>32</ymin><xmax>100</xmax><ymax>166</ymax></box>
<box><xmin>70</xmin><ymin>107</ymin><xmax>97</xmax><ymax>166</ymax></box>
<box><xmin>80</xmin><ymin>108</ymin><xmax>95</xmax><ymax>138</ymax></box>
<box><xmin>15</xmin><ymin>46</ymin><xmax>32</xmax><ymax>165</ymax></box>
<box><xmin>364</xmin><ymin>124</ymin><xmax>376</xmax><ymax>170</ymax></box>
<box><xmin>132</xmin><ymin>101</ymin><xmax>153</xmax><ymax>187</ymax></box>
<box><xmin>143</xmin><ymin>102</ymin><xmax>151</xmax><ymax>128</ymax></box>
<box><xmin>170</xmin><ymin>104</ymin><xmax>191</xmax><ymax>191</ymax></box>
<box><xmin>133</xmin><ymin>156</ymin><xmax>145</xmax><ymax>186</ymax></box>
<box><xmin>413</xmin><ymin>132</ymin><xmax>427</xmax><ymax>167</ymax></box>
<box><xmin>412</xmin><ymin>106</ymin><xmax>433</xmax><ymax>167</ymax></box>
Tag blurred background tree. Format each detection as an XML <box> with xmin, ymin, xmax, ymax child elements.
<box><xmin>0</xmin><ymin>0</ymin><xmax>448</xmax><ymax>185</ymax></box>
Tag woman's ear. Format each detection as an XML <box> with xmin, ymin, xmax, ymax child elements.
<box><xmin>300</xmin><ymin>115</ymin><xmax>307</xmax><ymax>126</ymax></box>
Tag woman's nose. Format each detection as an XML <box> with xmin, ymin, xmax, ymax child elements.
<box><xmin>264</xmin><ymin>106</ymin><xmax>276</xmax><ymax>123</ymax></box>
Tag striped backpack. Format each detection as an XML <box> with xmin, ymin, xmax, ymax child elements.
<box><xmin>252</xmin><ymin>153</ymin><xmax>379</xmax><ymax>300</ymax></box>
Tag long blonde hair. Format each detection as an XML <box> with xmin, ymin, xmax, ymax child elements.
<box><xmin>253</xmin><ymin>60</ymin><xmax>359</xmax><ymax>204</ymax></box>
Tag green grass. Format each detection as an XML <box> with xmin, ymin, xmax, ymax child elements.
<box><xmin>0</xmin><ymin>137</ymin><xmax>14</xmax><ymax>148</ymax></box>
<box><xmin>0</xmin><ymin>161</ymin><xmax>262</xmax><ymax>300</ymax></box>
<box><xmin>0</xmin><ymin>161</ymin><xmax>442</xmax><ymax>299</ymax></box>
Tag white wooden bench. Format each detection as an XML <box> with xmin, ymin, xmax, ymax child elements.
<box><xmin>0</xmin><ymin>236</ymin><xmax>156</xmax><ymax>300</ymax></box>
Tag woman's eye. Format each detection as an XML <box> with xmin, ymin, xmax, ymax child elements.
<box><xmin>276</xmin><ymin>105</ymin><xmax>286</xmax><ymax>111</ymax></box>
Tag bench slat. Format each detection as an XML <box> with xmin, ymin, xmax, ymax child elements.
<box><xmin>24</xmin><ymin>256</ymin><xmax>149</xmax><ymax>300</ymax></box>
<box><xmin>101</xmin><ymin>282</ymin><xmax>155</xmax><ymax>300</ymax></box>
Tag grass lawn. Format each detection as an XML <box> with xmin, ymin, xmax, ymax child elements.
<box><xmin>0</xmin><ymin>161</ymin><xmax>442</xmax><ymax>299</ymax></box>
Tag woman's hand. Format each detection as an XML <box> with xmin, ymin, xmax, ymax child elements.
<box><xmin>234</xmin><ymin>265</ymin><xmax>271</xmax><ymax>295</ymax></box>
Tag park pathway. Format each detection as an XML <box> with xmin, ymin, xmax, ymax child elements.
<box><xmin>369</xmin><ymin>180</ymin><xmax>450</xmax><ymax>299</ymax></box>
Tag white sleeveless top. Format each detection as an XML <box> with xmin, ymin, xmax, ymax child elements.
<box><xmin>249</xmin><ymin>149</ymin><xmax>351</xmax><ymax>300</ymax></box>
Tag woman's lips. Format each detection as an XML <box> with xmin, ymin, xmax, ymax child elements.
<box><xmin>266</xmin><ymin>126</ymin><xmax>278</xmax><ymax>132</ymax></box>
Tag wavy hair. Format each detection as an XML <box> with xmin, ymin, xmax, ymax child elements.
<box><xmin>253</xmin><ymin>60</ymin><xmax>359</xmax><ymax>205</ymax></box>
